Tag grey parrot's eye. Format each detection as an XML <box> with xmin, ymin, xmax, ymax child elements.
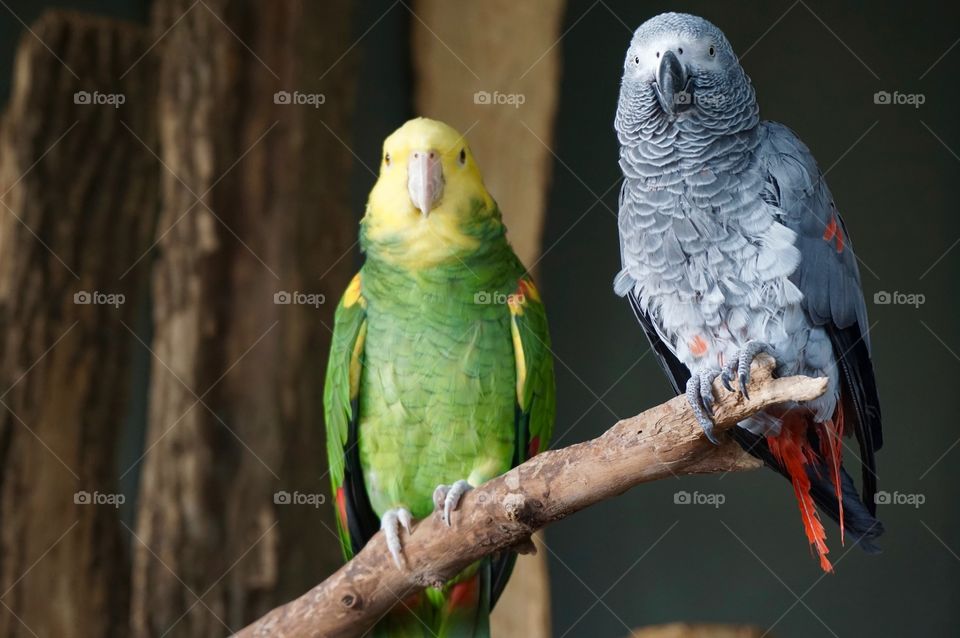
<box><xmin>655</xmin><ymin>51</ymin><xmax>660</xmax><ymax>58</ymax></box>
<box><xmin>458</xmin><ymin>148</ymin><xmax>466</xmax><ymax>166</ymax></box>
<box><xmin>634</xmin><ymin>56</ymin><xmax>640</xmax><ymax>64</ymax></box>
<box><xmin>384</xmin><ymin>152</ymin><xmax>391</xmax><ymax>166</ymax></box>
<box><xmin>678</xmin><ymin>47</ymin><xmax>683</xmax><ymax>55</ymax></box>
<box><xmin>708</xmin><ymin>45</ymin><xmax>716</xmax><ymax>57</ymax></box>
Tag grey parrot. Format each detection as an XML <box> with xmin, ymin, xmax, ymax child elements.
<box><xmin>614</xmin><ymin>12</ymin><xmax>883</xmax><ymax>571</ymax></box>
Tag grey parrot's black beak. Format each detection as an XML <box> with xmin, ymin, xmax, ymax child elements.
<box><xmin>654</xmin><ymin>50</ymin><xmax>693</xmax><ymax>117</ymax></box>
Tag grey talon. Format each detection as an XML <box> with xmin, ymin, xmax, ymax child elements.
<box><xmin>735</xmin><ymin>340</ymin><xmax>772</xmax><ymax>399</ymax></box>
<box><xmin>721</xmin><ymin>360</ymin><xmax>737</xmax><ymax>392</ymax></box>
<box><xmin>703</xmin><ymin>422</ymin><xmax>719</xmax><ymax>445</ymax></box>
<box><xmin>699</xmin><ymin>367</ymin><xmax>720</xmax><ymax>418</ymax></box>
<box><xmin>686</xmin><ymin>374</ymin><xmax>720</xmax><ymax>445</ymax></box>
<box><xmin>721</xmin><ymin>371</ymin><xmax>734</xmax><ymax>393</ymax></box>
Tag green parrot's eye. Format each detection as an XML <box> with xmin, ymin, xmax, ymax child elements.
<box><xmin>458</xmin><ymin>148</ymin><xmax>466</xmax><ymax>166</ymax></box>
<box><xmin>384</xmin><ymin>152</ymin><xmax>391</xmax><ymax>166</ymax></box>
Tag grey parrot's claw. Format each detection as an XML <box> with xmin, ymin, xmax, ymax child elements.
<box><xmin>381</xmin><ymin>507</ymin><xmax>413</xmax><ymax>570</ymax></box>
<box><xmin>701</xmin><ymin>422</ymin><xmax>719</xmax><ymax>445</ymax></box>
<box><xmin>433</xmin><ymin>479</ymin><xmax>472</xmax><ymax>527</ymax></box>
<box><xmin>699</xmin><ymin>370</ymin><xmax>717</xmax><ymax>418</ymax></box>
<box><xmin>721</xmin><ymin>372</ymin><xmax>735</xmax><ymax>393</ymax></box>
<box><xmin>721</xmin><ymin>360</ymin><xmax>737</xmax><ymax>393</ymax></box>
<box><xmin>698</xmin><ymin>393</ymin><xmax>711</xmax><ymax>417</ymax></box>
<box><xmin>739</xmin><ymin>372</ymin><xmax>750</xmax><ymax>400</ymax></box>
<box><xmin>685</xmin><ymin>369</ymin><xmax>721</xmax><ymax>445</ymax></box>
<box><xmin>735</xmin><ymin>341</ymin><xmax>773</xmax><ymax>399</ymax></box>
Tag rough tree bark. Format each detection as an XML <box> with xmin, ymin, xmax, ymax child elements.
<box><xmin>234</xmin><ymin>356</ymin><xmax>821</xmax><ymax>638</ymax></box>
<box><xmin>411</xmin><ymin>2</ymin><xmax>566</xmax><ymax>634</ymax></box>
<box><xmin>0</xmin><ymin>11</ymin><xmax>157</xmax><ymax>638</ymax></box>
<box><xmin>131</xmin><ymin>1</ymin><xmax>357</xmax><ymax>635</ymax></box>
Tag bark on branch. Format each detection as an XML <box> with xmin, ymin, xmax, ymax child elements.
<box><xmin>234</xmin><ymin>355</ymin><xmax>827</xmax><ymax>638</ymax></box>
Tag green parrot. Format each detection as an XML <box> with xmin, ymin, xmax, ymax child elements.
<box><xmin>324</xmin><ymin>117</ymin><xmax>555</xmax><ymax>637</ymax></box>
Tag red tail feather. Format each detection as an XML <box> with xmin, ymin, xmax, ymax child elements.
<box><xmin>449</xmin><ymin>575</ymin><xmax>480</xmax><ymax>609</ymax></box>
<box><xmin>335</xmin><ymin>486</ymin><xmax>348</xmax><ymax>527</ymax></box>
<box><xmin>767</xmin><ymin>414</ymin><xmax>834</xmax><ymax>572</ymax></box>
<box><xmin>819</xmin><ymin>403</ymin><xmax>845</xmax><ymax>543</ymax></box>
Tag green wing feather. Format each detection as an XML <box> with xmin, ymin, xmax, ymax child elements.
<box><xmin>323</xmin><ymin>273</ymin><xmax>367</xmax><ymax>558</ymax></box>
<box><xmin>510</xmin><ymin>277</ymin><xmax>555</xmax><ymax>458</ymax></box>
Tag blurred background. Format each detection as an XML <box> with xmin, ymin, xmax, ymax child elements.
<box><xmin>0</xmin><ymin>1</ymin><xmax>957</xmax><ymax>637</ymax></box>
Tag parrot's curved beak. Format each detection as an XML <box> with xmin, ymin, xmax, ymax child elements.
<box><xmin>407</xmin><ymin>149</ymin><xmax>444</xmax><ymax>216</ymax></box>
<box><xmin>654</xmin><ymin>50</ymin><xmax>693</xmax><ymax>118</ymax></box>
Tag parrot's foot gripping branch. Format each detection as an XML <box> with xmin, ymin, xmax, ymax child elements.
<box><xmin>686</xmin><ymin>340</ymin><xmax>773</xmax><ymax>444</ymax></box>
<box><xmin>721</xmin><ymin>341</ymin><xmax>772</xmax><ymax>400</ymax></box>
<box><xmin>380</xmin><ymin>482</ymin><xmax>474</xmax><ymax>571</ymax></box>
<box><xmin>234</xmin><ymin>356</ymin><xmax>829</xmax><ymax>638</ymax></box>
<box><xmin>686</xmin><ymin>368</ymin><xmax>722</xmax><ymax>444</ymax></box>
<box><xmin>433</xmin><ymin>479</ymin><xmax>473</xmax><ymax>527</ymax></box>
<box><xmin>380</xmin><ymin>507</ymin><xmax>413</xmax><ymax>569</ymax></box>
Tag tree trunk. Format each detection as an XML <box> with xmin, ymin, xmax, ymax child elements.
<box><xmin>412</xmin><ymin>1</ymin><xmax>566</xmax><ymax>635</ymax></box>
<box><xmin>0</xmin><ymin>11</ymin><xmax>157</xmax><ymax>638</ymax></box>
<box><xmin>131</xmin><ymin>1</ymin><xmax>357</xmax><ymax>635</ymax></box>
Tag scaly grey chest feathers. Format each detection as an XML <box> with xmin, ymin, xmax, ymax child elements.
<box><xmin>614</xmin><ymin>148</ymin><xmax>805</xmax><ymax>374</ymax></box>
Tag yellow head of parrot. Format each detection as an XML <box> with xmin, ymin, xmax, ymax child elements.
<box><xmin>363</xmin><ymin>118</ymin><xmax>500</xmax><ymax>267</ymax></box>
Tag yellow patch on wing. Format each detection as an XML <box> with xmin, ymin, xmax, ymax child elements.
<box><xmin>343</xmin><ymin>273</ymin><xmax>365</xmax><ymax>308</ymax></box>
<box><xmin>349</xmin><ymin>322</ymin><xmax>367</xmax><ymax>400</ymax></box>
<box><xmin>510</xmin><ymin>315</ymin><xmax>527</xmax><ymax>409</ymax></box>
<box><xmin>507</xmin><ymin>293</ymin><xmax>525</xmax><ymax>316</ymax></box>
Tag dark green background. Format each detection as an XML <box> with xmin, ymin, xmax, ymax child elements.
<box><xmin>3</xmin><ymin>1</ymin><xmax>957</xmax><ymax>636</ymax></box>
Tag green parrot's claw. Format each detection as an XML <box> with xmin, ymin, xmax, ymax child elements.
<box><xmin>432</xmin><ymin>480</ymin><xmax>473</xmax><ymax>527</ymax></box>
<box><xmin>381</xmin><ymin>507</ymin><xmax>413</xmax><ymax>569</ymax></box>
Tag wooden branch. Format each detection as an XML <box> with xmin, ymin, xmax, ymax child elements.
<box><xmin>233</xmin><ymin>355</ymin><xmax>826</xmax><ymax>638</ymax></box>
